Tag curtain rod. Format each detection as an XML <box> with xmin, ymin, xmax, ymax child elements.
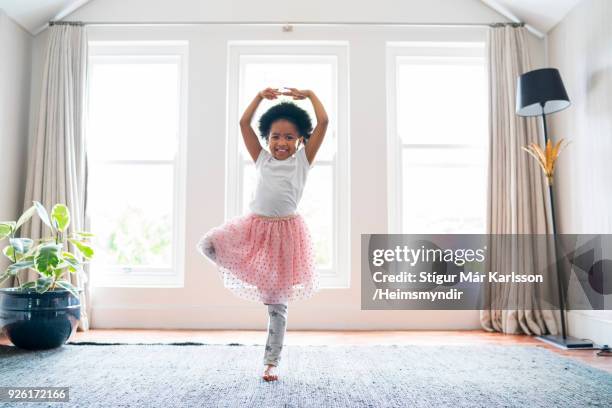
<box><xmin>48</xmin><ymin>20</ymin><xmax>525</xmax><ymax>28</ymax></box>
<box><xmin>47</xmin><ymin>20</ymin><xmax>538</xmax><ymax>37</ymax></box>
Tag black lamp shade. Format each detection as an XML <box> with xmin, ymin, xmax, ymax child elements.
<box><xmin>516</xmin><ymin>68</ymin><xmax>570</xmax><ymax>116</ymax></box>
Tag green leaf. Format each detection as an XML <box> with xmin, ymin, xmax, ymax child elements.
<box><xmin>0</xmin><ymin>222</ymin><xmax>16</xmax><ymax>240</ymax></box>
<box><xmin>6</xmin><ymin>259</ymin><xmax>35</xmax><ymax>275</ymax></box>
<box><xmin>73</xmin><ymin>231</ymin><xmax>95</xmax><ymax>238</ymax></box>
<box><xmin>3</xmin><ymin>245</ymin><xmax>17</xmax><ymax>260</ymax></box>
<box><xmin>56</xmin><ymin>280</ymin><xmax>79</xmax><ymax>298</ymax></box>
<box><xmin>35</xmin><ymin>276</ymin><xmax>54</xmax><ymax>293</ymax></box>
<box><xmin>62</xmin><ymin>251</ymin><xmax>78</xmax><ymax>261</ymax></box>
<box><xmin>15</xmin><ymin>205</ymin><xmax>37</xmax><ymax>233</ymax></box>
<box><xmin>61</xmin><ymin>252</ymin><xmax>82</xmax><ymax>272</ymax></box>
<box><xmin>51</xmin><ymin>204</ymin><xmax>70</xmax><ymax>232</ymax></box>
<box><xmin>9</xmin><ymin>237</ymin><xmax>34</xmax><ymax>254</ymax></box>
<box><xmin>53</xmin><ymin>268</ymin><xmax>65</xmax><ymax>280</ymax></box>
<box><xmin>34</xmin><ymin>243</ymin><xmax>62</xmax><ymax>274</ymax></box>
<box><xmin>19</xmin><ymin>281</ymin><xmax>37</xmax><ymax>290</ymax></box>
<box><xmin>33</xmin><ymin>201</ymin><xmax>54</xmax><ymax>232</ymax></box>
<box><xmin>68</xmin><ymin>239</ymin><xmax>94</xmax><ymax>259</ymax></box>
<box><xmin>54</xmin><ymin>260</ymin><xmax>81</xmax><ymax>274</ymax></box>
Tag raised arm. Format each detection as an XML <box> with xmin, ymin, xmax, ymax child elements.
<box><xmin>240</xmin><ymin>88</ymin><xmax>280</xmax><ymax>163</ymax></box>
<box><xmin>303</xmin><ymin>90</ymin><xmax>329</xmax><ymax>165</ymax></box>
<box><xmin>282</xmin><ymin>88</ymin><xmax>329</xmax><ymax>165</ymax></box>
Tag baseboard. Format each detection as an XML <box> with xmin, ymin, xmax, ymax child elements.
<box><xmin>567</xmin><ymin>311</ymin><xmax>612</xmax><ymax>346</ymax></box>
<box><xmin>89</xmin><ymin>305</ymin><xmax>482</xmax><ymax>330</ymax></box>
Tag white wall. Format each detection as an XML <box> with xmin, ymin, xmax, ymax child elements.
<box><xmin>547</xmin><ymin>0</ymin><xmax>612</xmax><ymax>345</ymax></box>
<box><xmin>0</xmin><ymin>10</ymin><xmax>32</xmax><ymax>280</ymax></box>
<box><xmin>24</xmin><ymin>0</ymin><xmax>545</xmax><ymax>329</ymax></box>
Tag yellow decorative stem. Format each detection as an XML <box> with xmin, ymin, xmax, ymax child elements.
<box><xmin>522</xmin><ymin>138</ymin><xmax>570</xmax><ymax>186</ymax></box>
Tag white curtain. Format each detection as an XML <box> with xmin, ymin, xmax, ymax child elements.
<box><xmin>12</xmin><ymin>23</ymin><xmax>91</xmax><ymax>331</ymax></box>
<box><xmin>480</xmin><ymin>24</ymin><xmax>560</xmax><ymax>335</ymax></box>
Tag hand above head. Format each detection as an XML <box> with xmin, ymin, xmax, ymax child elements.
<box><xmin>280</xmin><ymin>87</ymin><xmax>311</xmax><ymax>100</ymax></box>
<box><xmin>258</xmin><ymin>87</ymin><xmax>282</xmax><ymax>100</ymax></box>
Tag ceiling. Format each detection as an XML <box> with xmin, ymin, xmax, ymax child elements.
<box><xmin>0</xmin><ymin>0</ymin><xmax>92</xmax><ymax>35</ymax></box>
<box><xmin>482</xmin><ymin>0</ymin><xmax>583</xmax><ymax>34</ymax></box>
<box><xmin>0</xmin><ymin>0</ymin><xmax>583</xmax><ymax>36</ymax></box>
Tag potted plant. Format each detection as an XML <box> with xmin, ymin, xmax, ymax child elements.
<box><xmin>0</xmin><ymin>201</ymin><xmax>94</xmax><ymax>350</ymax></box>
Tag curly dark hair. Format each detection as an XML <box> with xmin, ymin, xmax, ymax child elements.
<box><xmin>258</xmin><ymin>101</ymin><xmax>313</xmax><ymax>142</ymax></box>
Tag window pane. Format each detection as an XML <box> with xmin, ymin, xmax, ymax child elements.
<box><xmin>242</xmin><ymin>163</ymin><xmax>257</xmax><ymax>214</ymax></box>
<box><xmin>239</xmin><ymin>58</ymin><xmax>337</xmax><ymax>162</ymax></box>
<box><xmin>242</xmin><ymin>161</ymin><xmax>333</xmax><ymax>269</ymax></box>
<box><xmin>403</xmin><ymin>146</ymin><xmax>486</xmax><ymax>167</ymax></box>
<box><xmin>88</xmin><ymin>58</ymin><xmax>180</xmax><ymax>161</ymax></box>
<box><xmin>401</xmin><ymin>148</ymin><xmax>487</xmax><ymax>234</ymax></box>
<box><xmin>397</xmin><ymin>60</ymin><xmax>487</xmax><ymax>145</ymax></box>
<box><xmin>395</xmin><ymin>52</ymin><xmax>488</xmax><ymax>234</ymax></box>
<box><xmin>88</xmin><ymin>163</ymin><xmax>174</xmax><ymax>267</ymax></box>
<box><xmin>299</xmin><ymin>165</ymin><xmax>333</xmax><ymax>269</ymax></box>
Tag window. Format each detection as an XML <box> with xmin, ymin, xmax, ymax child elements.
<box><xmin>86</xmin><ymin>41</ymin><xmax>189</xmax><ymax>287</ymax></box>
<box><xmin>227</xmin><ymin>42</ymin><xmax>350</xmax><ymax>288</ymax></box>
<box><xmin>387</xmin><ymin>42</ymin><xmax>488</xmax><ymax>234</ymax></box>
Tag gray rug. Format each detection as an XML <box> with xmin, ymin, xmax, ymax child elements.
<box><xmin>1</xmin><ymin>343</ymin><xmax>611</xmax><ymax>408</ymax></box>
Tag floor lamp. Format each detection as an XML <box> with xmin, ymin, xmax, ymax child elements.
<box><xmin>516</xmin><ymin>68</ymin><xmax>593</xmax><ymax>349</ymax></box>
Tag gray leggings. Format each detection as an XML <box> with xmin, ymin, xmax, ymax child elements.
<box><xmin>263</xmin><ymin>303</ymin><xmax>288</xmax><ymax>366</ymax></box>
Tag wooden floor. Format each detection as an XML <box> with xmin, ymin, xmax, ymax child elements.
<box><xmin>3</xmin><ymin>329</ymin><xmax>610</xmax><ymax>373</ymax></box>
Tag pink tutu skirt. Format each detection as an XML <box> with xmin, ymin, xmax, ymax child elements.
<box><xmin>196</xmin><ymin>212</ymin><xmax>320</xmax><ymax>304</ymax></box>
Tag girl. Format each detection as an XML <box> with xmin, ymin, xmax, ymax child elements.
<box><xmin>196</xmin><ymin>87</ymin><xmax>328</xmax><ymax>382</ymax></box>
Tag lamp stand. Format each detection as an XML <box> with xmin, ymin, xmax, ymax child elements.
<box><xmin>536</xmin><ymin>110</ymin><xmax>593</xmax><ymax>349</ymax></box>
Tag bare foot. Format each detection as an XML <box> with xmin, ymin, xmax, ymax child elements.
<box><xmin>262</xmin><ymin>364</ymin><xmax>279</xmax><ymax>382</ymax></box>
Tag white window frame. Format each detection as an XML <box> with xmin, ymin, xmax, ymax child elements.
<box><xmin>87</xmin><ymin>41</ymin><xmax>189</xmax><ymax>287</ymax></box>
<box><xmin>226</xmin><ymin>41</ymin><xmax>350</xmax><ymax>288</ymax></box>
<box><xmin>386</xmin><ymin>42</ymin><xmax>487</xmax><ymax>234</ymax></box>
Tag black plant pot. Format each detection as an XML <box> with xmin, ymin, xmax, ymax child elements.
<box><xmin>0</xmin><ymin>287</ymin><xmax>81</xmax><ymax>350</ymax></box>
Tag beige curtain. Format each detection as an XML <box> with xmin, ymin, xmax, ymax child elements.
<box><xmin>11</xmin><ymin>23</ymin><xmax>91</xmax><ymax>331</ymax></box>
<box><xmin>480</xmin><ymin>24</ymin><xmax>560</xmax><ymax>335</ymax></box>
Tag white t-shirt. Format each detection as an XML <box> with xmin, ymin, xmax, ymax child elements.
<box><xmin>248</xmin><ymin>147</ymin><xmax>314</xmax><ymax>217</ymax></box>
